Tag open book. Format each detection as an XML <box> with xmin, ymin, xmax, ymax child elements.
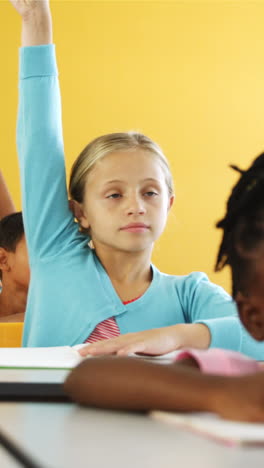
<box><xmin>151</xmin><ymin>411</ymin><xmax>264</xmax><ymax>446</ymax></box>
<box><xmin>0</xmin><ymin>345</ymin><xmax>86</xmax><ymax>370</ymax></box>
<box><xmin>0</xmin><ymin>345</ymin><xmax>90</xmax><ymax>401</ymax></box>
<box><xmin>0</xmin><ymin>346</ymin><xmax>179</xmax><ymax>370</ymax></box>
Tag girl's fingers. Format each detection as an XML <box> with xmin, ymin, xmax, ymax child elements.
<box><xmin>78</xmin><ymin>330</ymin><xmax>163</xmax><ymax>357</ymax></box>
<box><xmin>117</xmin><ymin>342</ymin><xmax>147</xmax><ymax>356</ymax></box>
<box><xmin>80</xmin><ymin>338</ymin><xmax>132</xmax><ymax>356</ymax></box>
<box><xmin>78</xmin><ymin>345</ymin><xmax>93</xmax><ymax>356</ymax></box>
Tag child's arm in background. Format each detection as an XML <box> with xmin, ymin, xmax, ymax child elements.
<box><xmin>64</xmin><ymin>355</ymin><xmax>264</xmax><ymax>422</ymax></box>
<box><xmin>0</xmin><ymin>171</ymin><xmax>16</xmax><ymax>219</ymax></box>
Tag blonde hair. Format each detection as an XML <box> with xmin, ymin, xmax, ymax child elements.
<box><xmin>69</xmin><ymin>131</ymin><xmax>174</xmax><ymax>203</ymax></box>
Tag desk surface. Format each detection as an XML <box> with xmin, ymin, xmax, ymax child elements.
<box><xmin>0</xmin><ymin>401</ymin><xmax>263</xmax><ymax>468</ymax></box>
<box><xmin>0</xmin><ymin>445</ymin><xmax>21</xmax><ymax>468</ymax></box>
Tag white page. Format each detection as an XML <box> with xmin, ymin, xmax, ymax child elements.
<box><xmin>0</xmin><ymin>346</ymin><xmax>84</xmax><ymax>369</ymax></box>
<box><xmin>151</xmin><ymin>411</ymin><xmax>264</xmax><ymax>446</ymax></box>
<box><xmin>0</xmin><ymin>345</ymin><xmax>179</xmax><ymax>370</ymax></box>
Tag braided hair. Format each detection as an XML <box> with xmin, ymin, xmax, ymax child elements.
<box><xmin>215</xmin><ymin>153</ymin><xmax>264</xmax><ymax>297</ymax></box>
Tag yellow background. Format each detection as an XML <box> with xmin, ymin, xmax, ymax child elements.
<box><xmin>2</xmin><ymin>0</ymin><xmax>264</xmax><ymax>293</ymax></box>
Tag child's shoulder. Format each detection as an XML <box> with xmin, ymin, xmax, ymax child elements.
<box><xmin>153</xmin><ymin>266</ymin><xmax>230</xmax><ymax>298</ymax></box>
<box><xmin>154</xmin><ymin>266</ymin><xmax>210</xmax><ymax>285</ymax></box>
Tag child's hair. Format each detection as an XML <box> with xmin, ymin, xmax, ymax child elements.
<box><xmin>69</xmin><ymin>131</ymin><xmax>174</xmax><ymax>204</ymax></box>
<box><xmin>215</xmin><ymin>153</ymin><xmax>264</xmax><ymax>297</ymax></box>
<box><xmin>0</xmin><ymin>212</ymin><xmax>24</xmax><ymax>280</ymax></box>
<box><xmin>0</xmin><ymin>212</ymin><xmax>24</xmax><ymax>252</ymax></box>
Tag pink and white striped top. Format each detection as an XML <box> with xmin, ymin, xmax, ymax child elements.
<box><xmin>85</xmin><ymin>296</ymin><xmax>140</xmax><ymax>344</ymax></box>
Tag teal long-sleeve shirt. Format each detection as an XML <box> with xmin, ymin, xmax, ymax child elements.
<box><xmin>17</xmin><ymin>44</ymin><xmax>264</xmax><ymax>359</ymax></box>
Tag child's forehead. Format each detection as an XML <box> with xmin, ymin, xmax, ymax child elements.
<box><xmin>99</xmin><ymin>149</ymin><xmax>157</xmax><ymax>164</ymax></box>
<box><xmin>88</xmin><ymin>150</ymin><xmax>165</xmax><ymax>180</ymax></box>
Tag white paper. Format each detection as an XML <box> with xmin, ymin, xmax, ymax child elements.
<box><xmin>0</xmin><ymin>346</ymin><xmax>179</xmax><ymax>370</ymax></box>
<box><xmin>0</xmin><ymin>346</ymin><xmax>84</xmax><ymax>369</ymax></box>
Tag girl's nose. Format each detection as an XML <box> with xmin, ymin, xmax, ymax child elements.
<box><xmin>126</xmin><ymin>195</ymin><xmax>146</xmax><ymax>215</ymax></box>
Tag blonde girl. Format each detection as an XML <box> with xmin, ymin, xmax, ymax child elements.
<box><xmin>9</xmin><ymin>0</ymin><xmax>262</xmax><ymax>360</ymax></box>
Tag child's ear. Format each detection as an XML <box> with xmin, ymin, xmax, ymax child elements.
<box><xmin>167</xmin><ymin>195</ymin><xmax>174</xmax><ymax>211</ymax></box>
<box><xmin>69</xmin><ymin>200</ymin><xmax>90</xmax><ymax>229</ymax></box>
<box><xmin>0</xmin><ymin>248</ymin><xmax>11</xmax><ymax>273</ymax></box>
<box><xmin>236</xmin><ymin>291</ymin><xmax>264</xmax><ymax>341</ymax></box>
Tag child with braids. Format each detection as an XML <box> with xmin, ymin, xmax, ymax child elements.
<box><xmin>9</xmin><ymin>0</ymin><xmax>263</xmax><ymax>358</ymax></box>
<box><xmin>65</xmin><ymin>153</ymin><xmax>264</xmax><ymax>422</ymax></box>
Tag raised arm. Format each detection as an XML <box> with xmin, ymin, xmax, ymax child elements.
<box><xmin>0</xmin><ymin>171</ymin><xmax>16</xmax><ymax>219</ymax></box>
<box><xmin>9</xmin><ymin>0</ymin><xmax>77</xmax><ymax>261</ymax></box>
<box><xmin>9</xmin><ymin>0</ymin><xmax>52</xmax><ymax>46</ymax></box>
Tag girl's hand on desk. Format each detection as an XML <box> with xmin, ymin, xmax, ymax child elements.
<box><xmin>79</xmin><ymin>323</ymin><xmax>211</xmax><ymax>357</ymax></box>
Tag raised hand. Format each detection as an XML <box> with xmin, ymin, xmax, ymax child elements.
<box><xmin>8</xmin><ymin>0</ymin><xmax>52</xmax><ymax>46</ymax></box>
<box><xmin>9</xmin><ymin>0</ymin><xmax>49</xmax><ymax>18</ymax></box>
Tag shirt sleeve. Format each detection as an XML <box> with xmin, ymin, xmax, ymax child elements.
<box><xmin>175</xmin><ymin>348</ymin><xmax>261</xmax><ymax>376</ymax></box>
<box><xmin>17</xmin><ymin>44</ymin><xmax>80</xmax><ymax>261</ymax></box>
<box><xmin>179</xmin><ymin>272</ymin><xmax>243</xmax><ymax>351</ymax></box>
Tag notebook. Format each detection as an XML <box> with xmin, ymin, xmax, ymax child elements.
<box><xmin>151</xmin><ymin>411</ymin><xmax>264</xmax><ymax>446</ymax></box>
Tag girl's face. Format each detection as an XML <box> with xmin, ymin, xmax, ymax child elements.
<box><xmin>78</xmin><ymin>150</ymin><xmax>174</xmax><ymax>255</ymax></box>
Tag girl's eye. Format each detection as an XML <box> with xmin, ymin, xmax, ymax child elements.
<box><xmin>107</xmin><ymin>193</ymin><xmax>122</xmax><ymax>199</ymax></box>
<box><xmin>144</xmin><ymin>191</ymin><xmax>158</xmax><ymax>197</ymax></box>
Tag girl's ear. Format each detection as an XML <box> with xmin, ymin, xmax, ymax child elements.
<box><xmin>69</xmin><ymin>200</ymin><xmax>90</xmax><ymax>229</ymax></box>
<box><xmin>168</xmin><ymin>195</ymin><xmax>174</xmax><ymax>211</ymax></box>
<box><xmin>236</xmin><ymin>291</ymin><xmax>264</xmax><ymax>341</ymax></box>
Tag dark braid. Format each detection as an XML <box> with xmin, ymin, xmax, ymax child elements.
<box><xmin>215</xmin><ymin>153</ymin><xmax>264</xmax><ymax>297</ymax></box>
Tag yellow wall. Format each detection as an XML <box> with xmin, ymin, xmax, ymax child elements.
<box><xmin>2</xmin><ymin>0</ymin><xmax>264</xmax><ymax>293</ymax></box>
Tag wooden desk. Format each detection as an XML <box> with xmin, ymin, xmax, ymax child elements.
<box><xmin>0</xmin><ymin>401</ymin><xmax>263</xmax><ymax>468</ymax></box>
